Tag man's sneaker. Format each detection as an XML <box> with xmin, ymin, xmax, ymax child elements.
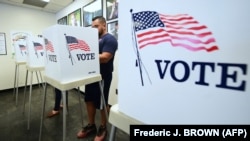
<box><xmin>77</xmin><ymin>124</ymin><xmax>97</xmax><ymax>138</ymax></box>
<box><xmin>94</xmin><ymin>125</ymin><xmax>107</xmax><ymax>141</ymax></box>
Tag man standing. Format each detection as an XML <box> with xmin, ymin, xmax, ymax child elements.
<box><xmin>77</xmin><ymin>16</ymin><xmax>118</xmax><ymax>141</ymax></box>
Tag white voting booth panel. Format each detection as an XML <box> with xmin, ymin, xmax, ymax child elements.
<box><xmin>26</xmin><ymin>36</ymin><xmax>45</xmax><ymax>68</ymax></box>
<box><xmin>118</xmin><ymin>0</ymin><xmax>250</xmax><ymax>124</ymax></box>
<box><xmin>13</xmin><ymin>39</ymin><xmax>28</xmax><ymax>63</ymax></box>
<box><xmin>108</xmin><ymin>50</ymin><xmax>119</xmax><ymax>105</ymax></box>
<box><xmin>42</xmin><ymin>25</ymin><xmax>99</xmax><ymax>83</ymax></box>
<box><xmin>11</xmin><ymin>31</ymin><xmax>32</xmax><ymax>106</ymax></box>
<box><xmin>11</xmin><ymin>31</ymin><xmax>32</xmax><ymax>63</ymax></box>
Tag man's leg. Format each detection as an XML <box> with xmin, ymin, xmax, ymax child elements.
<box><xmin>94</xmin><ymin>107</ymin><xmax>109</xmax><ymax>141</ymax></box>
<box><xmin>100</xmin><ymin>106</ymin><xmax>110</xmax><ymax>126</ymax></box>
<box><xmin>47</xmin><ymin>88</ymin><xmax>61</xmax><ymax>118</ymax></box>
<box><xmin>86</xmin><ymin>101</ymin><xmax>96</xmax><ymax>124</ymax></box>
<box><xmin>77</xmin><ymin>101</ymin><xmax>98</xmax><ymax>138</ymax></box>
<box><xmin>54</xmin><ymin>88</ymin><xmax>61</xmax><ymax>111</ymax></box>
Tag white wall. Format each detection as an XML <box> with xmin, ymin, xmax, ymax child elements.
<box><xmin>0</xmin><ymin>3</ymin><xmax>56</xmax><ymax>90</ymax></box>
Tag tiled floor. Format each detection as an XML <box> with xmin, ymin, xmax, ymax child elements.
<box><xmin>0</xmin><ymin>85</ymin><xmax>129</xmax><ymax>141</ymax></box>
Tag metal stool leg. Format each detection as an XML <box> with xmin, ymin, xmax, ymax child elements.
<box><xmin>27</xmin><ymin>71</ymin><xmax>33</xmax><ymax>130</ymax></box>
<box><xmin>109</xmin><ymin>125</ymin><xmax>117</xmax><ymax>141</ymax></box>
<box><xmin>39</xmin><ymin>83</ymin><xmax>47</xmax><ymax>141</ymax></box>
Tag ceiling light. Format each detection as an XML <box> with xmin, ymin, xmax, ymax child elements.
<box><xmin>42</xmin><ymin>0</ymin><xmax>50</xmax><ymax>2</ymax></box>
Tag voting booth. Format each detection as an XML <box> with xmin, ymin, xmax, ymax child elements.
<box><xmin>113</xmin><ymin>0</ymin><xmax>250</xmax><ymax>128</ymax></box>
<box><xmin>11</xmin><ymin>31</ymin><xmax>32</xmax><ymax>63</ymax></box>
<box><xmin>39</xmin><ymin>25</ymin><xmax>103</xmax><ymax>141</ymax></box>
<box><xmin>22</xmin><ymin>35</ymin><xmax>46</xmax><ymax>130</ymax></box>
<box><xmin>12</xmin><ymin>31</ymin><xmax>32</xmax><ymax>106</ymax></box>
<box><xmin>42</xmin><ymin>24</ymin><xmax>99</xmax><ymax>83</ymax></box>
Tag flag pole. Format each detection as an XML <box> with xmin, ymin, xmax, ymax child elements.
<box><xmin>130</xmin><ymin>9</ymin><xmax>144</xmax><ymax>86</ymax></box>
<box><xmin>44</xmin><ymin>39</ymin><xmax>49</xmax><ymax>64</ymax></box>
<box><xmin>20</xmin><ymin>47</ymin><xmax>22</xmax><ymax>56</ymax></box>
<box><xmin>64</xmin><ymin>34</ymin><xmax>74</xmax><ymax>65</ymax></box>
<box><xmin>33</xmin><ymin>42</ymin><xmax>38</xmax><ymax>58</ymax></box>
<box><xmin>19</xmin><ymin>45</ymin><xmax>23</xmax><ymax>56</ymax></box>
<box><xmin>24</xmin><ymin>36</ymin><xmax>28</xmax><ymax>55</ymax></box>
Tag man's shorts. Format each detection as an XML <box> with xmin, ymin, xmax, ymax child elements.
<box><xmin>84</xmin><ymin>73</ymin><xmax>112</xmax><ymax>109</ymax></box>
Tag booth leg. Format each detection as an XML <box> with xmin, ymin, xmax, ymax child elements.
<box><xmin>77</xmin><ymin>87</ymin><xmax>84</xmax><ymax>127</ymax></box>
<box><xmin>15</xmin><ymin>64</ymin><xmax>20</xmax><ymax>106</ymax></box>
<box><xmin>98</xmin><ymin>81</ymin><xmax>111</xmax><ymax>140</ymax></box>
<box><xmin>99</xmin><ymin>81</ymin><xmax>109</xmax><ymax>121</ymax></box>
<box><xmin>39</xmin><ymin>83</ymin><xmax>47</xmax><ymax>141</ymax></box>
<box><xmin>35</xmin><ymin>71</ymin><xmax>41</xmax><ymax>92</ymax></box>
<box><xmin>38</xmin><ymin>71</ymin><xmax>45</xmax><ymax>88</ymax></box>
<box><xmin>62</xmin><ymin>91</ymin><xmax>67</xmax><ymax>141</ymax></box>
<box><xmin>27</xmin><ymin>71</ymin><xmax>33</xmax><ymax>130</ymax></box>
<box><xmin>66</xmin><ymin>92</ymin><xmax>69</xmax><ymax>113</ymax></box>
<box><xmin>13</xmin><ymin>64</ymin><xmax>17</xmax><ymax>99</ymax></box>
<box><xmin>109</xmin><ymin>125</ymin><xmax>117</xmax><ymax>141</ymax></box>
<box><xmin>23</xmin><ymin>70</ymin><xmax>29</xmax><ymax>114</ymax></box>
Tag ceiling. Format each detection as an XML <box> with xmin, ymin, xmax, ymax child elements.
<box><xmin>0</xmin><ymin>0</ymin><xmax>74</xmax><ymax>13</ymax></box>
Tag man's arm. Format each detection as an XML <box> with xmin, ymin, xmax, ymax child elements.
<box><xmin>99</xmin><ymin>52</ymin><xmax>113</xmax><ymax>63</ymax></box>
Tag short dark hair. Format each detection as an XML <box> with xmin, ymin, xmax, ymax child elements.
<box><xmin>92</xmin><ymin>16</ymin><xmax>106</xmax><ymax>24</ymax></box>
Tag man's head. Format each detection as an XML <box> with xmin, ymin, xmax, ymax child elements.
<box><xmin>92</xmin><ymin>16</ymin><xmax>107</xmax><ymax>37</ymax></box>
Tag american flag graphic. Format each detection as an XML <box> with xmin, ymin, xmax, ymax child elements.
<box><xmin>65</xmin><ymin>36</ymin><xmax>90</xmax><ymax>52</ymax></box>
<box><xmin>33</xmin><ymin>42</ymin><xmax>43</xmax><ymax>51</ymax></box>
<box><xmin>132</xmin><ymin>11</ymin><xmax>219</xmax><ymax>52</ymax></box>
<box><xmin>19</xmin><ymin>44</ymin><xmax>26</xmax><ymax>50</ymax></box>
<box><xmin>44</xmin><ymin>39</ymin><xmax>54</xmax><ymax>52</ymax></box>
